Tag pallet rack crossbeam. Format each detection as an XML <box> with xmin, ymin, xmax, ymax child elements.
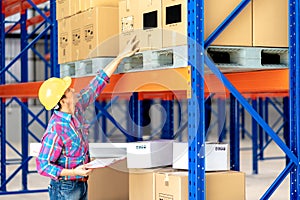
<box><xmin>261</xmin><ymin>161</ymin><xmax>294</xmax><ymax>199</ymax></box>
<box><xmin>26</xmin><ymin>0</ymin><xmax>50</xmax><ymax>24</ymax></box>
<box><xmin>27</xmin><ymin>20</ymin><xmax>47</xmax><ymax>39</ymax></box>
<box><xmin>4</xmin><ymin>0</ymin><xmax>49</xmax><ymax>17</ymax></box>
<box><xmin>13</xmin><ymin>97</ymin><xmax>47</xmax><ymax>129</ymax></box>
<box><xmin>30</xmin><ymin>46</ymin><xmax>51</xmax><ymax>66</ymax></box>
<box><xmin>6</xmin><ymin>140</ymin><xmax>22</xmax><ymax>157</ymax></box>
<box><xmin>95</xmin><ymin>102</ymin><xmax>139</xmax><ymax>142</ymax></box>
<box><xmin>90</xmin><ymin>97</ymin><xmax>118</xmax><ymax>127</ymax></box>
<box><xmin>204</xmin><ymin>55</ymin><xmax>298</xmax><ymax>164</ymax></box>
<box><xmin>5</xmin><ymin>11</ymin><xmax>50</xmax><ymax>33</ymax></box>
<box><xmin>0</xmin><ymin>156</ymin><xmax>31</xmax><ymax>189</ymax></box>
<box><xmin>0</xmin><ymin>25</ymin><xmax>50</xmax><ymax>78</ymax></box>
<box><xmin>4</xmin><ymin>20</ymin><xmax>20</xmax><ymax>34</ymax></box>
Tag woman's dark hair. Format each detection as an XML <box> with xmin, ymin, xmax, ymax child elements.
<box><xmin>54</xmin><ymin>94</ymin><xmax>66</xmax><ymax>111</ymax></box>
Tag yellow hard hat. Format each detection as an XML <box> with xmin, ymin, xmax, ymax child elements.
<box><xmin>38</xmin><ymin>76</ymin><xmax>72</xmax><ymax>110</ymax></box>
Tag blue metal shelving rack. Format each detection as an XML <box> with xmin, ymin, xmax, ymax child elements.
<box><xmin>0</xmin><ymin>0</ymin><xmax>57</xmax><ymax>195</ymax></box>
<box><xmin>288</xmin><ymin>0</ymin><xmax>300</xmax><ymax>199</ymax></box>
<box><xmin>186</xmin><ymin>0</ymin><xmax>299</xmax><ymax>199</ymax></box>
<box><xmin>0</xmin><ymin>0</ymin><xmax>299</xmax><ymax>198</ymax></box>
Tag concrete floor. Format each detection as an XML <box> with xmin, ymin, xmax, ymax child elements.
<box><xmin>0</xmin><ymin>139</ymin><xmax>290</xmax><ymax>200</ymax></box>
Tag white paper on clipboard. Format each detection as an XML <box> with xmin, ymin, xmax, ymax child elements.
<box><xmin>86</xmin><ymin>156</ymin><xmax>126</xmax><ymax>169</ymax></box>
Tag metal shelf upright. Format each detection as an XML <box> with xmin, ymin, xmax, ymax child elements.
<box><xmin>187</xmin><ymin>0</ymin><xmax>206</xmax><ymax>199</ymax></box>
<box><xmin>0</xmin><ymin>0</ymin><xmax>57</xmax><ymax>195</ymax></box>
<box><xmin>288</xmin><ymin>0</ymin><xmax>300</xmax><ymax>199</ymax></box>
<box><xmin>188</xmin><ymin>0</ymin><xmax>299</xmax><ymax>199</ymax></box>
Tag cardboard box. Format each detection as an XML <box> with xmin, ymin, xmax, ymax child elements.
<box><xmin>253</xmin><ymin>0</ymin><xmax>288</xmax><ymax>47</ymax></box>
<box><xmin>162</xmin><ymin>0</ymin><xmax>252</xmax><ymax>47</ymax></box>
<box><xmin>127</xmin><ymin>140</ymin><xmax>173</xmax><ymax>168</ymax></box>
<box><xmin>70</xmin><ymin>0</ymin><xmax>81</xmax><ymax>16</ymax></box>
<box><xmin>56</xmin><ymin>0</ymin><xmax>71</xmax><ymax>20</ymax></box>
<box><xmin>155</xmin><ymin>171</ymin><xmax>245</xmax><ymax>200</ymax></box>
<box><xmin>83</xmin><ymin>0</ymin><xmax>119</xmax><ymax>12</ymax></box>
<box><xmin>88</xmin><ymin>158</ymin><xmax>129</xmax><ymax>200</ymax></box>
<box><xmin>156</xmin><ymin>172</ymin><xmax>188</xmax><ymax>200</ymax></box>
<box><xmin>172</xmin><ymin>142</ymin><xmax>229</xmax><ymax>171</ymax></box>
<box><xmin>139</xmin><ymin>0</ymin><xmax>162</xmax><ymax>50</ymax></box>
<box><xmin>205</xmin><ymin>0</ymin><xmax>252</xmax><ymax>46</ymax></box>
<box><xmin>70</xmin><ymin>13</ymin><xmax>84</xmax><ymax>61</ymax></box>
<box><xmin>162</xmin><ymin>0</ymin><xmax>187</xmax><ymax>47</ymax></box>
<box><xmin>58</xmin><ymin>17</ymin><xmax>72</xmax><ymax>64</ymax></box>
<box><xmin>119</xmin><ymin>0</ymin><xmax>141</xmax><ymax>52</ymax></box>
<box><xmin>82</xmin><ymin>6</ymin><xmax>119</xmax><ymax>59</ymax></box>
<box><xmin>206</xmin><ymin>171</ymin><xmax>245</xmax><ymax>200</ymax></box>
<box><xmin>129</xmin><ymin>168</ymin><xmax>173</xmax><ymax>200</ymax></box>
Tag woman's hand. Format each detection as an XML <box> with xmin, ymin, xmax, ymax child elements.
<box><xmin>73</xmin><ymin>164</ymin><xmax>92</xmax><ymax>177</ymax></box>
<box><xmin>118</xmin><ymin>35</ymin><xmax>140</xmax><ymax>59</ymax></box>
<box><xmin>102</xmin><ymin>35</ymin><xmax>140</xmax><ymax>77</ymax></box>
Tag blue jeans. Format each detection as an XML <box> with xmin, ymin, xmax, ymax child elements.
<box><xmin>48</xmin><ymin>179</ymin><xmax>88</xmax><ymax>200</ymax></box>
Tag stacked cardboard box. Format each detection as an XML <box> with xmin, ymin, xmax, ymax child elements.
<box><xmin>155</xmin><ymin>171</ymin><xmax>245</xmax><ymax>200</ymax></box>
<box><xmin>56</xmin><ymin>0</ymin><xmax>71</xmax><ymax>20</ymax></box>
<box><xmin>253</xmin><ymin>0</ymin><xmax>288</xmax><ymax>47</ymax></box>
<box><xmin>88</xmin><ymin>158</ymin><xmax>129</xmax><ymax>200</ymax></box>
<box><xmin>126</xmin><ymin>140</ymin><xmax>173</xmax><ymax>168</ymax></box>
<box><xmin>172</xmin><ymin>142</ymin><xmax>230</xmax><ymax>171</ymax></box>
<box><xmin>119</xmin><ymin>0</ymin><xmax>162</xmax><ymax>51</ymax></box>
<box><xmin>129</xmin><ymin>169</ymin><xmax>245</xmax><ymax>200</ymax></box>
<box><xmin>58</xmin><ymin>17</ymin><xmax>72</xmax><ymax>64</ymax></box>
<box><xmin>119</xmin><ymin>0</ymin><xmax>288</xmax><ymax>51</ymax></box>
<box><xmin>129</xmin><ymin>168</ymin><xmax>172</xmax><ymax>200</ymax></box>
<box><xmin>57</xmin><ymin>5</ymin><xmax>119</xmax><ymax>64</ymax></box>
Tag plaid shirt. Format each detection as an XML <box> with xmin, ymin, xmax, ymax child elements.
<box><xmin>36</xmin><ymin>70</ymin><xmax>110</xmax><ymax>180</ymax></box>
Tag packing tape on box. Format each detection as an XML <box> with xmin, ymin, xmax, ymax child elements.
<box><xmin>164</xmin><ymin>174</ymin><xmax>169</xmax><ymax>186</ymax></box>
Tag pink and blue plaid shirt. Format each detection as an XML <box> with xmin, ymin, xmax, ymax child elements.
<box><xmin>36</xmin><ymin>70</ymin><xmax>110</xmax><ymax>180</ymax></box>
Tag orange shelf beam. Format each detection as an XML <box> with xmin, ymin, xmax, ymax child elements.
<box><xmin>0</xmin><ymin>67</ymin><xmax>191</xmax><ymax>99</ymax></box>
<box><xmin>4</xmin><ymin>0</ymin><xmax>49</xmax><ymax>17</ymax></box>
<box><xmin>2</xmin><ymin>0</ymin><xmax>20</xmax><ymax>9</ymax></box>
<box><xmin>204</xmin><ymin>69</ymin><xmax>289</xmax><ymax>97</ymax></box>
<box><xmin>0</xmin><ymin>68</ymin><xmax>289</xmax><ymax>100</ymax></box>
<box><xmin>71</xmin><ymin>67</ymin><xmax>191</xmax><ymax>97</ymax></box>
<box><xmin>5</xmin><ymin>11</ymin><xmax>50</xmax><ymax>33</ymax></box>
<box><xmin>0</xmin><ymin>81</ymin><xmax>43</xmax><ymax>98</ymax></box>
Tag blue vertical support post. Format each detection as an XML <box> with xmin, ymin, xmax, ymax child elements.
<box><xmin>241</xmin><ymin>106</ymin><xmax>245</xmax><ymax>140</ymax></box>
<box><xmin>204</xmin><ymin>96</ymin><xmax>211</xmax><ymax>136</ymax></box>
<box><xmin>94</xmin><ymin>104</ymin><xmax>100</xmax><ymax>142</ymax></box>
<box><xmin>230</xmin><ymin>94</ymin><xmax>240</xmax><ymax>171</ymax></box>
<box><xmin>188</xmin><ymin>0</ymin><xmax>205</xmax><ymax>199</ymax></box>
<box><xmin>94</xmin><ymin>101</ymin><xmax>107</xmax><ymax>142</ymax></box>
<box><xmin>217</xmin><ymin>98</ymin><xmax>226</xmax><ymax>142</ymax></box>
<box><xmin>128</xmin><ymin>93</ymin><xmax>142</xmax><ymax>141</ymax></box>
<box><xmin>252</xmin><ymin>99</ymin><xmax>258</xmax><ymax>174</ymax></box>
<box><xmin>44</xmin><ymin>7</ymin><xmax>50</xmax><ymax>73</ymax></box>
<box><xmin>161</xmin><ymin>100</ymin><xmax>174</xmax><ymax>139</ymax></box>
<box><xmin>264</xmin><ymin>98</ymin><xmax>269</xmax><ymax>143</ymax></box>
<box><xmin>20</xmin><ymin>8</ymin><xmax>29</xmax><ymax>190</ymax></box>
<box><xmin>176</xmin><ymin>100</ymin><xmax>183</xmax><ymax>141</ymax></box>
<box><xmin>258</xmin><ymin>98</ymin><xmax>264</xmax><ymax>160</ymax></box>
<box><xmin>100</xmin><ymin>101</ymin><xmax>107</xmax><ymax>142</ymax></box>
<box><xmin>283</xmin><ymin>97</ymin><xmax>290</xmax><ymax>165</ymax></box>
<box><xmin>141</xmin><ymin>100</ymin><xmax>152</xmax><ymax>136</ymax></box>
<box><xmin>289</xmin><ymin>0</ymin><xmax>300</xmax><ymax>198</ymax></box>
<box><xmin>0</xmin><ymin>2</ymin><xmax>6</xmax><ymax>192</ymax></box>
<box><xmin>49</xmin><ymin>0</ymin><xmax>59</xmax><ymax>77</ymax></box>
